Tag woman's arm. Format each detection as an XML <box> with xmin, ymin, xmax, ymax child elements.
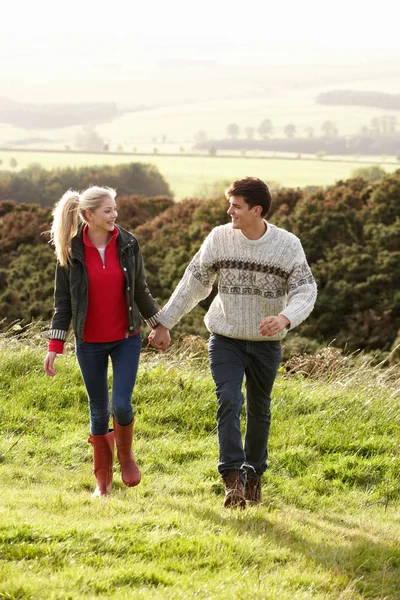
<box><xmin>42</xmin><ymin>264</ymin><xmax>72</xmax><ymax>376</ymax></box>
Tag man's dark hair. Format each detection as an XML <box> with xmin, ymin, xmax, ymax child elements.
<box><xmin>225</xmin><ymin>176</ymin><xmax>272</xmax><ymax>217</ymax></box>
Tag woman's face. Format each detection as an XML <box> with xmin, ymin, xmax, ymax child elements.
<box><xmin>87</xmin><ymin>196</ymin><xmax>118</xmax><ymax>234</ymax></box>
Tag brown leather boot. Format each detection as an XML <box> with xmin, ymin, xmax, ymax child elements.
<box><xmin>113</xmin><ymin>418</ymin><xmax>141</xmax><ymax>487</ymax></box>
<box><xmin>245</xmin><ymin>477</ymin><xmax>262</xmax><ymax>505</ymax></box>
<box><xmin>223</xmin><ymin>470</ymin><xmax>246</xmax><ymax>509</ymax></box>
<box><xmin>88</xmin><ymin>430</ymin><xmax>114</xmax><ymax>497</ymax></box>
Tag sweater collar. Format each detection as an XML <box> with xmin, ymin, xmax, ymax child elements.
<box><xmin>235</xmin><ymin>220</ymin><xmax>273</xmax><ymax>245</ymax></box>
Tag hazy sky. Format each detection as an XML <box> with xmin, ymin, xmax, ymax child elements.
<box><xmin>1</xmin><ymin>0</ymin><xmax>399</xmax><ymax>103</ymax></box>
<box><xmin>2</xmin><ymin>0</ymin><xmax>400</xmax><ymax>63</ymax></box>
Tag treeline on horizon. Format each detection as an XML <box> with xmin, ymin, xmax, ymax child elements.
<box><xmin>195</xmin><ymin>135</ymin><xmax>400</xmax><ymax>157</ymax></box>
<box><xmin>0</xmin><ymin>162</ymin><xmax>172</xmax><ymax>206</ymax></box>
<box><xmin>317</xmin><ymin>90</ymin><xmax>400</xmax><ymax>111</ymax></box>
<box><xmin>0</xmin><ymin>162</ymin><xmax>399</xmax><ymax>360</ymax></box>
<box><xmin>0</xmin><ymin>97</ymin><xmax>129</xmax><ymax>129</ymax></box>
<box><xmin>196</xmin><ymin>111</ymin><xmax>400</xmax><ymax>157</ymax></box>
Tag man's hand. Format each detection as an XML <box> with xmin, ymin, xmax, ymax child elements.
<box><xmin>44</xmin><ymin>351</ymin><xmax>57</xmax><ymax>377</ymax></box>
<box><xmin>148</xmin><ymin>324</ymin><xmax>171</xmax><ymax>352</ymax></box>
<box><xmin>259</xmin><ymin>315</ymin><xmax>290</xmax><ymax>337</ymax></box>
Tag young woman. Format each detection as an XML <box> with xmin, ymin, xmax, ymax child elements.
<box><xmin>43</xmin><ymin>186</ymin><xmax>168</xmax><ymax>496</ymax></box>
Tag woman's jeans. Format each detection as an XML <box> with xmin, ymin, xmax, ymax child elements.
<box><xmin>208</xmin><ymin>333</ymin><xmax>282</xmax><ymax>480</ymax></box>
<box><xmin>76</xmin><ymin>334</ymin><xmax>142</xmax><ymax>436</ymax></box>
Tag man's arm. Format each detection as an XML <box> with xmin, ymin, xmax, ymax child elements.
<box><xmin>157</xmin><ymin>232</ymin><xmax>218</xmax><ymax>330</ymax></box>
<box><xmin>279</xmin><ymin>239</ymin><xmax>317</xmax><ymax>330</ymax></box>
<box><xmin>149</xmin><ymin>231</ymin><xmax>218</xmax><ymax>349</ymax></box>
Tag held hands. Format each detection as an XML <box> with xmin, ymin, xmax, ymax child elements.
<box><xmin>148</xmin><ymin>324</ymin><xmax>171</xmax><ymax>352</ymax></box>
<box><xmin>259</xmin><ymin>315</ymin><xmax>290</xmax><ymax>337</ymax></box>
<box><xmin>44</xmin><ymin>351</ymin><xmax>57</xmax><ymax>377</ymax></box>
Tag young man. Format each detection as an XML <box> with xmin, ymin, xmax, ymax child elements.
<box><xmin>150</xmin><ymin>177</ymin><xmax>317</xmax><ymax>508</ymax></box>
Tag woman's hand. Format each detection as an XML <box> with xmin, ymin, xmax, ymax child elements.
<box><xmin>148</xmin><ymin>325</ymin><xmax>171</xmax><ymax>352</ymax></box>
<box><xmin>44</xmin><ymin>351</ymin><xmax>58</xmax><ymax>377</ymax></box>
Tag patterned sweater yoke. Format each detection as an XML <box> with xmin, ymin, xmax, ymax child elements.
<box><xmin>158</xmin><ymin>222</ymin><xmax>317</xmax><ymax>341</ymax></box>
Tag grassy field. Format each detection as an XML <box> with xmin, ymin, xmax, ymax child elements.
<box><xmin>0</xmin><ymin>330</ymin><xmax>399</xmax><ymax>599</ymax></box>
<box><xmin>1</xmin><ymin>149</ymin><xmax>399</xmax><ymax>201</ymax></box>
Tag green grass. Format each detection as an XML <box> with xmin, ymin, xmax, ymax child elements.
<box><xmin>1</xmin><ymin>150</ymin><xmax>399</xmax><ymax>201</ymax></box>
<box><xmin>0</xmin><ymin>333</ymin><xmax>399</xmax><ymax>599</ymax></box>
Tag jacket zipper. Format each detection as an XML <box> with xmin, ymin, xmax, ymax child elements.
<box><xmin>99</xmin><ymin>236</ymin><xmax>115</xmax><ymax>269</ymax></box>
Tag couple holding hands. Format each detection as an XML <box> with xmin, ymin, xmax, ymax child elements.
<box><xmin>44</xmin><ymin>177</ymin><xmax>317</xmax><ymax>509</ymax></box>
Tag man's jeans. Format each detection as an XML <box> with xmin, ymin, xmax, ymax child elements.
<box><xmin>76</xmin><ymin>334</ymin><xmax>142</xmax><ymax>435</ymax></box>
<box><xmin>208</xmin><ymin>333</ymin><xmax>281</xmax><ymax>479</ymax></box>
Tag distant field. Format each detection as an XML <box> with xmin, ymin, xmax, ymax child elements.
<box><xmin>70</xmin><ymin>77</ymin><xmax>400</xmax><ymax>145</ymax></box>
<box><xmin>98</xmin><ymin>84</ymin><xmax>400</xmax><ymax>144</ymax></box>
<box><xmin>1</xmin><ymin>150</ymin><xmax>398</xmax><ymax>200</ymax></box>
<box><xmin>2</xmin><ymin>72</ymin><xmax>399</xmax><ymax>151</ymax></box>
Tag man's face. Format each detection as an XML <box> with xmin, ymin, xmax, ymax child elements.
<box><xmin>227</xmin><ymin>195</ymin><xmax>259</xmax><ymax>231</ymax></box>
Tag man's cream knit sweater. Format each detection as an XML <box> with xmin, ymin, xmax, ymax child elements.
<box><xmin>157</xmin><ymin>222</ymin><xmax>317</xmax><ymax>341</ymax></box>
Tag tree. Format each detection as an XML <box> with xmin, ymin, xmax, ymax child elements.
<box><xmin>25</xmin><ymin>163</ymin><xmax>44</xmax><ymax>183</ymax></box>
<box><xmin>321</xmin><ymin>121</ymin><xmax>338</xmax><ymax>138</ymax></box>
<box><xmin>316</xmin><ymin>151</ymin><xmax>326</xmax><ymax>160</ymax></box>
<box><xmin>284</xmin><ymin>124</ymin><xmax>296</xmax><ymax>139</ymax></box>
<box><xmin>305</xmin><ymin>126</ymin><xmax>314</xmax><ymax>139</ymax></box>
<box><xmin>209</xmin><ymin>146</ymin><xmax>217</xmax><ymax>156</ymax></box>
<box><xmin>244</xmin><ymin>126</ymin><xmax>255</xmax><ymax>140</ymax></box>
<box><xmin>388</xmin><ymin>116</ymin><xmax>398</xmax><ymax>134</ymax></box>
<box><xmin>0</xmin><ymin>162</ymin><xmax>172</xmax><ymax>206</ymax></box>
<box><xmin>352</xmin><ymin>165</ymin><xmax>386</xmax><ymax>182</ymax></box>
<box><xmin>75</xmin><ymin>126</ymin><xmax>105</xmax><ymax>152</ymax></box>
<box><xmin>370</xmin><ymin>118</ymin><xmax>381</xmax><ymax>134</ymax></box>
<box><xmin>226</xmin><ymin>123</ymin><xmax>240</xmax><ymax>138</ymax></box>
<box><xmin>10</xmin><ymin>158</ymin><xmax>17</xmax><ymax>168</ymax></box>
<box><xmin>1</xmin><ymin>174</ymin><xmax>399</xmax><ymax>353</ymax></box>
<box><xmin>194</xmin><ymin>131</ymin><xmax>208</xmax><ymax>143</ymax></box>
<box><xmin>379</xmin><ymin>115</ymin><xmax>397</xmax><ymax>135</ymax></box>
<box><xmin>257</xmin><ymin>119</ymin><xmax>273</xmax><ymax>139</ymax></box>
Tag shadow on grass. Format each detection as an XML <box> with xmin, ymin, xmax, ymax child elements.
<box><xmin>175</xmin><ymin>499</ymin><xmax>400</xmax><ymax>599</ymax></box>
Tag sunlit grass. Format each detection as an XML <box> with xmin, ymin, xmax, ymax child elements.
<box><xmin>0</xmin><ymin>330</ymin><xmax>399</xmax><ymax>599</ymax></box>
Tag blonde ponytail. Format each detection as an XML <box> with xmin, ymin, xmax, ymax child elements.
<box><xmin>50</xmin><ymin>186</ymin><xmax>117</xmax><ymax>266</ymax></box>
<box><xmin>50</xmin><ymin>190</ymin><xmax>81</xmax><ymax>266</ymax></box>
